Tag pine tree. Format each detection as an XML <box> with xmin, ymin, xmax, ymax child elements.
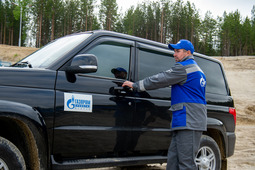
<box><xmin>99</xmin><ymin>0</ymin><xmax>118</xmax><ymax>31</ymax></box>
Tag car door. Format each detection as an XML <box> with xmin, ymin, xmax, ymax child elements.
<box><xmin>53</xmin><ymin>37</ymin><xmax>137</xmax><ymax>159</ymax></box>
<box><xmin>131</xmin><ymin>43</ymin><xmax>173</xmax><ymax>156</ymax></box>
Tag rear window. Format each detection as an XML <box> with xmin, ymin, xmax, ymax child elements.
<box><xmin>195</xmin><ymin>57</ymin><xmax>228</xmax><ymax>95</ymax></box>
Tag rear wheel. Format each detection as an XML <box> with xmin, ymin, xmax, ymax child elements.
<box><xmin>0</xmin><ymin>137</ymin><xmax>26</xmax><ymax>170</ymax></box>
<box><xmin>195</xmin><ymin>135</ymin><xmax>221</xmax><ymax>170</ymax></box>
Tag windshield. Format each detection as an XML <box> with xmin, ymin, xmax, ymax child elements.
<box><xmin>13</xmin><ymin>33</ymin><xmax>91</xmax><ymax>68</ymax></box>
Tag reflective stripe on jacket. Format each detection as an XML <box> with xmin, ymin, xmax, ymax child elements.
<box><xmin>133</xmin><ymin>56</ymin><xmax>207</xmax><ymax>131</ymax></box>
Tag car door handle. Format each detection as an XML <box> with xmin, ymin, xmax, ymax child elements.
<box><xmin>113</xmin><ymin>86</ymin><xmax>133</xmax><ymax>93</ymax></box>
<box><xmin>113</xmin><ymin>87</ymin><xmax>127</xmax><ymax>94</ymax></box>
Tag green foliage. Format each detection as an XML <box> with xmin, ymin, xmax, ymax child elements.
<box><xmin>0</xmin><ymin>0</ymin><xmax>254</xmax><ymax>56</ymax></box>
<box><xmin>218</xmin><ymin>10</ymin><xmax>253</xmax><ymax>56</ymax></box>
<box><xmin>198</xmin><ymin>11</ymin><xmax>217</xmax><ymax>56</ymax></box>
<box><xmin>99</xmin><ymin>0</ymin><xmax>118</xmax><ymax>30</ymax></box>
<box><xmin>13</xmin><ymin>5</ymin><xmax>21</xmax><ymax>20</ymax></box>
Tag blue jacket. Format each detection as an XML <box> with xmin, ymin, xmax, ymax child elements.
<box><xmin>133</xmin><ymin>56</ymin><xmax>207</xmax><ymax>131</ymax></box>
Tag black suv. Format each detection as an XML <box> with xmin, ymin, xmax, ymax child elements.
<box><xmin>0</xmin><ymin>30</ymin><xmax>236</xmax><ymax>170</ymax></box>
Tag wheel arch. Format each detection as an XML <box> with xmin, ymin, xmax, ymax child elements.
<box><xmin>205</xmin><ymin>118</ymin><xmax>228</xmax><ymax>159</ymax></box>
<box><xmin>0</xmin><ymin>100</ymin><xmax>49</xmax><ymax>169</ymax></box>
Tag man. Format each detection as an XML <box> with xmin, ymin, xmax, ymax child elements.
<box><xmin>111</xmin><ymin>67</ymin><xmax>127</xmax><ymax>79</ymax></box>
<box><xmin>122</xmin><ymin>39</ymin><xmax>207</xmax><ymax>170</ymax></box>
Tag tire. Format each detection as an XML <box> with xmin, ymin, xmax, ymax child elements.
<box><xmin>195</xmin><ymin>135</ymin><xmax>221</xmax><ymax>170</ymax></box>
<box><xmin>0</xmin><ymin>136</ymin><xmax>26</xmax><ymax>170</ymax></box>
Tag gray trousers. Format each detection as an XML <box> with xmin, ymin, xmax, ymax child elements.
<box><xmin>166</xmin><ymin>130</ymin><xmax>202</xmax><ymax>170</ymax></box>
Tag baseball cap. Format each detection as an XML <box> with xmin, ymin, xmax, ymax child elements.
<box><xmin>168</xmin><ymin>39</ymin><xmax>194</xmax><ymax>54</ymax></box>
<box><xmin>111</xmin><ymin>67</ymin><xmax>127</xmax><ymax>74</ymax></box>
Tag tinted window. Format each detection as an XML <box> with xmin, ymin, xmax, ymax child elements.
<box><xmin>138</xmin><ymin>49</ymin><xmax>175</xmax><ymax>80</ymax></box>
<box><xmin>195</xmin><ymin>57</ymin><xmax>227</xmax><ymax>95</ymax></box>
<box><xmin>85</xmin><ymin>43</ymin><xmax>130</xmax><ymax>79</ymax></box>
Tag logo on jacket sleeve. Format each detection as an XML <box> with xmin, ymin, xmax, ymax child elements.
<box><xmin>200</xmin><ymin>76</ymin><xmax>206</xmax><ymax>87</ymax></box>
<box><xmin>64</xmin><ymin>93</ymin><xmax>92</xmax><ymax>112</ymax></box>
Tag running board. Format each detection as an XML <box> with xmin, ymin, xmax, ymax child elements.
<box><xmin>51</xmin><ymin>155</ymin><xmax>167</xmax><ymax>170</ymax></box>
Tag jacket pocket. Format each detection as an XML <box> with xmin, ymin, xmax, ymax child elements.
<box><xmin>170</xmin><ymin>103</ymin><xmax>186</xmax><ymax>128</ymax></box>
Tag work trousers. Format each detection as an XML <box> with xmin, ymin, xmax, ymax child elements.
<box><xmin>166</xmin><ymin>130</ymin><xmax>202</xmax><ymax>170</ymax></box>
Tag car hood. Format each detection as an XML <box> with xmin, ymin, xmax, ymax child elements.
<box><xmin>0</xmin><ymin>67</ymin><xmax>56</xmax><ymax>89</ymax></box>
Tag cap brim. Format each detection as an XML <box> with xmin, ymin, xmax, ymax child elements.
<box><xmin>168</xmin><ymin>44</ymin><xmax>181</xmax><ymax>50</ymax></box>
<box><xmin>111</xmin><ymin>69</ymin><xmax>117</xmax><ymax>74</ymax></box>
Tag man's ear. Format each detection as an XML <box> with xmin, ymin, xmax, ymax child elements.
<box><xmin>187</xmin><ymin>50</ymin><xmax>192</xmax><ymax>55</ymax></box>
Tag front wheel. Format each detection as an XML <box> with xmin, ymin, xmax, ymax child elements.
<box><xmin>195</xmin><ymin>135</ymin><xmax>221</xmax><ymax>170</ymax></box>
<box><xmin>0</xmin><ymin>136</ymin><xmax>26</xmax><ymax>170</ymax></box>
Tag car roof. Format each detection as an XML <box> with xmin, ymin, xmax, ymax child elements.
<box><xmin>86</xmin><ymin>30</ymin><xmax>222</xmax><ymax>63</ymax></box>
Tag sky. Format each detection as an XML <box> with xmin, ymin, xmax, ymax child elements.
<box><xmin>116</xmin><ymin>0</ymin><xmax>255</xmax><ymax>19</ymax></box>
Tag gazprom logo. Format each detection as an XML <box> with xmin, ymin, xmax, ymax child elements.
<box><xmin>64</xmin><ymin>93</ymin><xmax>92</xmax><ymax>112</ymax></box>
<box><xmin>200</xmin><ymin>76</ymin><xmax>206</xmax><ymax>87</ymax></box>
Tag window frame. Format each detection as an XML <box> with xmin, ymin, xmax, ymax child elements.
<box><xmin>77</xmin><ymin>37</ymin><xmax>135</xmax><ymax>81</ymax></box>
<box><xmin>133</xmin><ymin>42</ymin><xmax>173</xmax><ymax>100</ymax></box>
<box><xmin>194</xmin><ymin>56</ymin><xmax>228</xmax><ymax>95</ymax></box>
<box><xmin>135</xmin><ymin>42</ymin><xmax>175</xmax><ymax>81</ymax></box>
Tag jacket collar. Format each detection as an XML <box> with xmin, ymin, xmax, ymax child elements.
<box><xmin>180</xmin><ymin>55</ymin><xmax>194</xmax><ymax>62</ymax></box>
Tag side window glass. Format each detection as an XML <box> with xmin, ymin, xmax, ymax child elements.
<box><xmin>195</xmin><ymin>57</ymin><xmax>227</xmax><ymax>95</ymax></box>
<box><xmin>138</xmin><ymin>49</ymin><xmax>175</xmax><ymax>80</ymax></box>
<box><xmin>85</xmin><ymin>43</ymin><xmax>130</xmax><ymax>79</ymax></box>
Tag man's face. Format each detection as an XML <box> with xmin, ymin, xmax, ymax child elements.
<box><xmin>173</xmin><ymin>49</ymin><xmax>189</xmax><ymax>62</ymax></box>
<box><xmin>114</xmin><ymin>71</ymin><xmax>127</xmax><ymax>79</ymax></box>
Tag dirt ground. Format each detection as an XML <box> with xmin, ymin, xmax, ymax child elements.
<box><xmin>0</xmin><ymin>45</ymin><xmax>255</xmax><ymax>169</ymax></box>
<box><xmin>216</xmin><ymin>56</ymin><xmax>255</xmax><ymax>170</ymax></box>
<box><xmin>0</xmin><ymin>45</ymin><xmax>38</xmax><ymax>63</ymax></box>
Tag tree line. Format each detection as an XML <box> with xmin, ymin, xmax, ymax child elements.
<box><xmin>0</xmin><ymin>0</ymin><xmax>255</xmax><ymax>56</ymax></box>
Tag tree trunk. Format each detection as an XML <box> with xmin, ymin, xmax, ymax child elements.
<box><xmin>51</xmin><ymin>9</ymin><xmax>55</xmax><ymax>41</ymax></box>
<box><xmin>3</xmin><ymin>15</ymin><xmax>6</xmax><ymax>44</ymax></box>
<box><xmin>0</xmin><ymin>22</ymin><xmax>3</xmax><ymax>44</ymax></box>
<box><xmin>39</xmin><ymin>13</ymin><xmax>43</xmax><ymax>47</ymax></box>
<box><xmin>177</xmin><ymin>20</ymin><xmax>180</xmax><ymax>42</ymax></box>
<box><xmin>160</xmin><ymin>8</ymin><xmax>164</xmax><ymax>43</ymax></box>
<box><xmin>190</xmin><ymin>21</ymin><xmax>194</xmax><ymax>43</ymax></box>
<box><xmin>10</xmin><ymin>28</ymin><xmax>13</xmax><ymax>46</ymax></box>
<box><xmin>85</xmin><ymin>6</ymin><xmax>88</xmax><ymax>31</ymax></box>
<box><xmin>8</xmin><ymin>29</ymin><xmax>11</xmax><ymax>45</ymax></box>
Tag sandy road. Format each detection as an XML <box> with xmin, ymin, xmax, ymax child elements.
<box><xmin>82</xmin><ymin>125</ymin><xmax>255</xmax><ymax>170</ymax></box>
<box><xmin>227</xmin><ymin>125</ymin><xmax>255</xmax><ymax>170</ymax></box>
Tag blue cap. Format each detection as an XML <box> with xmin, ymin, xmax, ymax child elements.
<box><xmin>168</xmin><ymin>39</ymin><xmax>194</xmax><ymax>54</ymax></box>
<box><xmin>111</xmin><ymin>67</ymin><xmax>127</xmax><ymax>74</ymax></box>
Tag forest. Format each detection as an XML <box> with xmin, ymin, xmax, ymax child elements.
<box><xmin>0</xmin><ymin>0</ymin><xmax>255</xmax><ymax>56</ymax></box>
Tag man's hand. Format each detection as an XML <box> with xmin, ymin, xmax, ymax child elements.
<box><xmin>122</xmin><ymin>81</ymin><xmax>134</xmax><ymax>89</ymax></box>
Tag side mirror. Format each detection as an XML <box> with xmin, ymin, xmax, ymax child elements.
<box><xmin>66</xmin><ymin>54</ymin><xmax>98</xmax><ymax>74</ymax></box>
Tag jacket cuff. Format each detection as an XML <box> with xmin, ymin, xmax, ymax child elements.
<box><xmin>133</xmin><ymin>80</ymin><xmax>146</xmax><ymax>92</ymax></box>
<box><xmin>132</xmin><ymin>83</ymin><xmax>138</xmax><ymax>91</ymax></box>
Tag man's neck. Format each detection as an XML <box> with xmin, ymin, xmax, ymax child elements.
<box><xmin>180</xmin><ymin>55</ymin><xmax>193</xmax><ymax>62</ymax></box>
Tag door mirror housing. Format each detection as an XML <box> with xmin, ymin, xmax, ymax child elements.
<box><xmin>66</xmin><ymin>54</ymin><xmax>98</xmax><ymax>74</ymax></box>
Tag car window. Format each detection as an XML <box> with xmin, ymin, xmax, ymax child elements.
<box><xmin>195</xmin><ymin>57</ymin><xmax>227</xmax><ymax>95</ymax></box>
<box><xmin>84</xmin><ymin>42</ymin><xmax>131</xmax><ymax>79</ymax></box>
<box><xmin>138</xmin><ymin>48</ymin><xmax>175</xmax><ymax>80</ymax></box>
<box><xmin>16</xmin><ymin>33</ymin><xmax>91</xmax><ymax>68</ymax></box>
